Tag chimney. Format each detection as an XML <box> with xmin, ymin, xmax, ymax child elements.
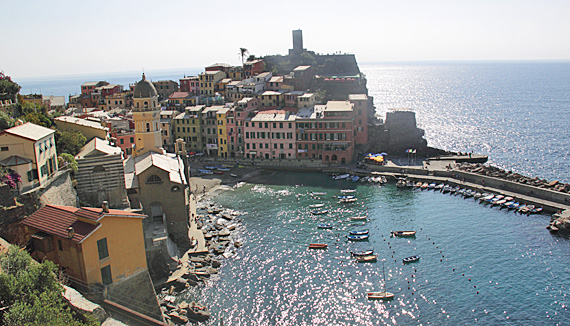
<box><xmin>67</xmin><ymin>227</ymin><xmax>75</xmax><ymax>239</ymax></box>
<box><xmin>102</xmin><ymin>201</ymin><xmax>109</xmax><ymax>213</ymax></box>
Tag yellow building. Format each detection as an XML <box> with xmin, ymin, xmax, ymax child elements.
<box><xmin>131</xmin><ymin>73</ymin><xmax>163</xmax><ymax>156</ymax></box>
<box><xmin>259</xmin><ymin>91</ymin><xmax>285</xmax><ymax>107</ymax></box>
<box><xmin>54</xmin><ymin>116</ymin><xmax>109</xmax><ymax>142</ymax></box>
<box><xmin>0</xmin><ymin>122</ymin><xmax>58</xmax><ymax>191</ymax></box>
<box><xmin>21</xmin><ymin>203</ymin><xmax>147</xmax><ymax>287</ymax></box>
<box><xmin>199</xmin><ymin>71</ymin><xmax>226</xmax><ymax>96</ymax></box>
<box><xmin>216</xmin><ymin>107</ymin><xmax>230</xmax><ymax>157</ymax></box>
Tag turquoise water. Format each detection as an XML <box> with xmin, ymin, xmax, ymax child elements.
<box><xmin>185</xmin><ymin>171</ymin><xmax>570</xmax><ymax>325</ymax></box>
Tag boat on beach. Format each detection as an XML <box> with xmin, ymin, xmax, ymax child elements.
<box><xmin>309</xmin><ymin>243</ymin><xmax>327</xmax><ymax>249</ymax></box>
<box><xmin>391</xmin><ymin>230</ymin><xmax>416</xmax><ymax>237</ymax></box>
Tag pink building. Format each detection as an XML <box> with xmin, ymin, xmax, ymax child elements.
<box><xmin>180</xmin><ymin>76</ymin><xmax>199</xmax><ymax>94</ymax></box>
<box><xmin>296</xmin><ymin>101</ymin><xmax>355</xmax><ymax>164</ymax></box>
<box><xmin>244</xmin><ymin>110</ymin><xmax>296</xmax><ymax>159</ymax></box>
<box><xmin>349</xmin><ymin>94</ymin><xmax>369</xmax><ymax>146</ymax></box>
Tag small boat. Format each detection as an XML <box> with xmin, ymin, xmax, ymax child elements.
<box><xmin>349</xmin><ymin>229</ymin><xmax>369</xmax><ymax>235</ymax></box>
<box><xmin>421</xmin><ymin>182</ymin><xmax>429</xmax><ymax>190</ymax></box>
<box><xmin>442</xmin><ymin>185</ymin><xmax>451</xmax><ymax>193</ymax></box>
<box><xmin>435</xmin><ymin>183</ymin><xmax>444</xmax><ymax>191</ymax></box>
<box><xmin>339</xmin><ymin>198</ymin><xmax>357</xmax><ymax>204</ymax></box>
<box><xmin>451</xmin><ymin>186</ymin><xmax>460</xmax><ymax>194</ymax></box>
<box><xmin>473</xmin><ymin>192</ymin><xmax>482</xmax><ymax>199</ymax></box>
<box><xmin>530</xmin><ymin>207</ymin><xmax>543</xmax><ymax>214</ymax></box>
<box><xmin>317</xmin><ymin>224</ymin><xmax>333</xmax><ymax>229</ymax></box>
<box><xmin>503</xmin><ymin>201</ymin><xmax>515</xmax><ymax>208</ymax></box>
<box><xmin>350</xmin><ymin>215</ymin><xmax>367</xmax><ymax>221</ymax></box>
<box><xmin>230</xmin><ymin>173</ymin><xmax>238</xmax><ymax>178</ymax></box>
<box><xmin>414</xmin><ymin>182</ymin><xmax>423</xmax><ymax>189</ymax></box>
<box><xmin>360</xmin><ymin>176</ymin><xmax>369</xmax><ymax>182</ymax></box>
<box><xmin>204</xmin><ymin>166</ymin><xmax>217</xmax><ymax>170</ymax></box>
<box><xmin>311</xmin><ymin>191</ymin><xmax>327</xmax><ymax>196</ymax></box>
<box><xmin>368</xmin><ymin>262</ymin><xmax>394</xmax><ymax>300</ymax></box>
<box><xmin>391</xmin><ymin>230</ymin><xmax>416</xmax><ymax>237</ymax></box>
<box><xmin>493</xmin><ymin>199</ymin><xmax>507</xmax><ymax>206</ymax></box>
<box><xmin>333</xmin><ymin>174</ymin><xmax>350</xmax><ymax>180</ymax></box>
<box><xmin>356</xmin><ymin>254</ymin><xmax>377</xmax><ymax>262</ymax></box>
<box><xmin>347</xmin><ymin>234</ymin><xmax>369</xmax><ymax>241</ymax></box>
<box><xmin>521</xmin><ymin>204</ymin><xmax>535</xmax><ymax>214</ymax></box>
<box><xmin>403</xmin><ymin>255</ymin><xmax>420</xmax><ymax>263</ymax></box>
<box><xmin>463</xmin><ymin>190</ymin><xmax>474</xmax><ymax>198</ymax></box>
<box><xmin>457</xmin><ymin>188</ymin><xmax>466</xmax><ymax>196</ymax></box>
<box><xmin>351</xmin><ymin>249</ymin><xmax>374</xmax><ymax>256</ymax></box>
<box><xmin>309</xmin><ymin>203</ymin><xmax>324</xmax><ymax>208</ymax></box>
<box><xmin>351</xmin><ymin>175</ymin><xmax>360</xmax><ymax>182</ymax></box>
<box><xmin>396</xmin><ymin>178</ymin><xmax>407</xmax><ymax>188</ymax></box>
<box><xmin>341</xmin><ymin>189</ymin><xmax>356</xmax><ymax>193</ymax></box>
<box><xmin>508</xmin><ymin>202</ymin><xmax>520</xmax><ymax>210</ymax></box>
<box><xmin>428</xmin><ymin>183</ymin><xmax>436</xmax><ymax>190</ymax></box>
<box><xmin>217</xmin><ymin>167</ymin><xmax>230</xmax><ymax>171</ymax></box>
<box><xmin>309</xmin><ymin>243</ymin><xmax>328</xmax><ymax>249</ymax></box>
<box><xmin>480</xmin><ymin>194</ymin><xmax>494</xmax><ymax>203</ymax></box>
<box><xmin>213</xmin><ymin>171</ymin><xmax>224</xmax><ymax>175</ymax></box>
<box><xmin>338</xmin><ymin>195</ymin><xmax>355</xmax><ymax>199</ymax></box>
<box><xmin>198</xmin><ymin>169</ymin><xmax>213</xmax><ymax>175</ymax></box>
<box><xmin>503</xmin><ymin>196</ymin><xmax>514</xmax><ymax>202</ymax></box>
<box><xmin>311</xmin><ymin>209</ymin><xmax>328</xmax><ymax>215</ymax></box>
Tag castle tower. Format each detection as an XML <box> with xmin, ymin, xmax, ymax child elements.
<box><xmin>132</xmin><ymin>73</ymin><xmax>163</xmax><ymax>156</ymax></box>
<box><xmin>289</xmin><ymin>29</ymin><xmax>306</xmax><ymax>56</ymax></box>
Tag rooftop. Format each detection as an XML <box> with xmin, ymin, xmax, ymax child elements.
<box><xmin>324</xmin><ymin>101</ymin><xmax>353</xmax><ymax>112</ymax></box>
<box><xmin>55</xmin><ymin>116</ymin><xmax>108</xmax><ymax>131</ymax></box>
<box><xmin>168</xmin><ymin>92</ymin><xmax>190</xmax><ymax>99</ymax></box>
<box><xmin>348</xmin><ymin>94</ymin><xmax>368</xmax><ymax>101</ymax></box>
<box><xmin>294</xmin><ymin>65</ymin><xmax>311</xmax><ymax>71</ymax></box>
<box><xmin>76</xmin><ymin>137</ymin><xmax>122</xmax><ymax>159</ymax></box>
<box><xmin>1</xmin><ymin>122</ymin><xmax>55</xmax><ymax>141</ymax></box>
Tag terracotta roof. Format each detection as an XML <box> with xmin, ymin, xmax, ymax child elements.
<box><xmin>22</xmin><ymin>205</ymin><xmax>145</xmax><ymax>243</ymax></box>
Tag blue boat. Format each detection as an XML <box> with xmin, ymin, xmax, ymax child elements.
<box><xmin>204</xmin><ymin>166</ymin><xmax>217</xmax><ymax>170</ymax></box>
<box><xmin>317</xmin><ymin>224</ymin><xmax>333</xmax><ymax>229</ymax></box>
<box><xmin>338</xmin><ymin>195</ymin><xmax>355</xmax><ymax>199</ymax></box>
<box><xmin>351</xmin><ymin>249</ymin><xmax>374</xmax><ymax>256</ymax></box>
<box><xmin>351</xmin><ymin>175</ymin><xmax>360</xmax><ymax>182</ymax></box>
<box><xmin>198</xmin><ymin>169</ymin><xmax>213</xmax><ymax>175</ymax></box>
<box><xmin>311</xmin><ymin>209</ymin><xmax>328</xmax><ymax>215</ymax></box>
<box><xmin>347</xmin><ymin>234</ymin><xmax>369</xmax><ymax>241</ymax></box>
<box><xmin>349</xmin><ymin>230</ymin><xmax>369</xmax><ymax>235</ymax></box>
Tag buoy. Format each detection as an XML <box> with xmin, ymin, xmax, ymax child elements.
<box><xmin>469</xmin><ymin>279</ymin><xmax>471</xmax><ymax>281</ymax></box>
<box><xmin>477</xmin><ymin>291</ymin><xmax>479</xmax><ymax>294</ymax></box>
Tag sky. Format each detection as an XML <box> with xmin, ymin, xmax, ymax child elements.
<box><xmin>2</xmin><ymin>0</ymin><xmax>570</xmax><ymax>79</ymax></box>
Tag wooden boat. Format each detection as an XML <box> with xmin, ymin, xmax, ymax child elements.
<box><xmin>351</xmin><ymin>249</ymin><xmax>374</xmax><ymax>256</ymax></box>
<box><xmin>414</xmin><ymin>182</ymin><xmax>423</xmax><ymax>189</ymax></box>
<box><xmin>493</xmin><ymin>199</ymin><xmax>507</xmax><ymax>206</ymax></box>
<box><xmin>213</xmin><ymin>171</ymin><xmax>224</xmax><ymax>175</ymax></box>
<box><xmin>428</xmin><ymin>183</ymin><xmax>436</xmax><ymax>190</ymax></box>
<box><xmin>473</xmin><ymin>192</ymin><xmax>482</xmax><ymax>199</ymax></box>
<box><xmin>198</xmin><ymin>169</ymin><xmax>213</xmax><ymax>175</ymax></box>
<box><xmin>520</xmin><ymin>205</ymin><xmax>535</xmax><ymax>214</ymax></box>
<box><xmin>479</xmin><ymin>194</ymin><xmax>494</xmax><ymax>203</ymax></box>
<box><xmin>356</xmin><ymin>254</ymin><xmax>377</xmax><ymax>262</ymax></box>
<box><xmin>435</xmin><ymin>183</ymin><xmax>444</xmax><ymax>191</ymax></box>
<box><xmin>403</xmin><ymin>255</ymin><xmax>420</xmax><ymax>263</ymax></box>
<box><xmin>341</xmin><ymin>189</ymin><xmax>356</xmax><ymax>193</ymax></box>
<box><xmin>317</xmin><ymin>224</ymin><xmax>333</xmax><ymax>229</ymax></box>
<box><xmin>391</xmin><ymin>230</ymin><xmax>416</xmax><ymax>237</ymax></box>
<box><xmin>311</xmin><ymin>209</ymin><xmax>328</xmax><ymax>215</ymax></box>
<box><xmin>530</xmin><ymin>207</ymin><xmax>543</xmax><ymax>214</ymax></box>
<box><xmin>442</xmin><ymin>185</ymin><xmax>451</xmax><ymax>193</ymax></box>
<box><xmin>508</xmin><ymin>202</ymin><xmax>520</xmax><ymax>210</ymax></box>
<box><xmin>350</xmin><ymin>215</ymin><xmax>367</xmax><ymax>221</ymax></box>
<box><xmin>367</xmin><ymin>262</ymin><xmax>394</xmax><ymax>300</ymax></box>
<box><xmin>309</xmin><ymin>203</ymin><xmax>324</xmax><ymax>208</ymax></box>
<box><xmin>347</xmin><ymin>234</ymin><xmax>369</xmax><ymax>241</ymax></box>
<box><xmin>349</xmin><ymin>229</ymin><xmax>369</xmax><ymax>235</ymax></box>
<box><xmin>309</xmin><ymin>243</ymin><xmax>327</xmax><ymax>249</ymax></box>
<box><xmin>217</xmin><ymin>167</ymin><xmax>230</xmax><ymax>171</ymax></box>
<box><xmin>204</xmin><ymin>166</ymin><xmax>216</xmax><ymax>170</ymax></box>
<box><xmin>396</xmin><ymin>178</ymin><xmax>407</xmax><ymax>188</ymax></box>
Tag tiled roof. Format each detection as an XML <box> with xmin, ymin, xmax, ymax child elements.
<box><xmin>54</xmin><ymin>116</ymin><xmax>108</xmax><ymax>131</ymax></box>
<box><xmin>76</xmin><ymin>137</ymin><xmax>122</xmax><ymax>159</ymax></box>
<box><xmin>0</xmin><ymin>155</ymin><xmax>32</xmax><ymax>166</ymax></box>
<box><xmin>1</xmin><ymin>122</ymin><xmax>55</xmax><ymax>141</ymax></box>
<box><xmin>22</xmin><ymin>205</ymin><xmax>145</xmax><ymax>243</ymax></box>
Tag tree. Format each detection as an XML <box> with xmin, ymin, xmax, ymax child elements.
<box><xmin>0</xmin><ymin>246</ymin><xmax>97</xmax><ymax>326</ymax></box>
<box><xmin>0</xmin><ymin>72</ymin><xmax>21</xmax><ymax>95</ymax></box>
<box><xmin>59</xmin><ymin>153</ymin><xmax>78</xmax><ymax>174</ymax></box>
<box><xmin>239</xmin><ymin>47</ymin><xmax>249</xmax><ymax>64</ymax></box>
<box><xmin>55</xmin><ymin>130</ymin><xmax>87</xmax><ymax>156</ymax></box>
<box><xmin>300</xmin><ymin>52</ymin><xmax>317</xmax><ymax>66</ymax></box>
<box><xmin>0</xmin><ymin>111</ymin><xmax>14</xmax><ymax>131</ymax></box>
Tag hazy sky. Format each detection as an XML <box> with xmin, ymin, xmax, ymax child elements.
<box><xmin>2</xmin><ymin>0</ymin><xmax>569</xmax><ymax>78</ymax></box>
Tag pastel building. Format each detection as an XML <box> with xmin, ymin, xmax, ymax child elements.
<box><xmin>244</xmin><ymin>110</ymin><xmax>296</xmax><ymax>159</ymax></box>
<box><xmin>199</xmin><ymin>71</ymin><xmax>226</xmax><ymax>96</ymax></box>
<box><xmin>0</xmin><ymin>122</ymin><xmax>58</xmax><ymax>191</ymax></box>
<box><xmin>179</xmin><ymin>76</ymin><xmax>200</xmax><ymax>94</ymax></box>
<box><xmin>348</xmin><ymin>94</ymin><xmax>369</xmax><ymax>146</ymax></box>
<box><xmin>54</xmin><ymin>116</ymin><xmax>109</xmax><ymax>142</ymax></box>
<box><xmin>216</xmin><ymin>107</ymin><xmax>230</xmax><ymax>157</ymax></box>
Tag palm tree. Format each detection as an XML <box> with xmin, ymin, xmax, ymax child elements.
<box><xmin>239</xmin><ymin>48</ymin><xmax>249</xmax><ymax>64</ymax></box>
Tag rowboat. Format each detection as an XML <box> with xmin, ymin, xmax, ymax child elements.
<box><xmin>530</xmin><ymin>207</ymin><xmax>543</xmax><ymax>214</ymax></box>
<box><xmin>351</xmin><ymin>176</ymin><xmax>360</xmax><ymax>182</ymax></box>
<box><xmin>428</xmin><ymin>183</ymin><xmax>436</xmax><ymax>190</ymax></box>
<box><xmin>356</xmin><ymin>254</ymin><xmax>377</xmax><ymax>262</ymax></box>
<box><xmin>367</xmin><ymin>262</ymin><xmax>394</xmax><ymax>300</ymax></box>
<box><xmin>391</xmin><ymin>230</ymin><xmax>416</xmax><ymax>237</ymax></box>
<box><xmin>350</xmin><ymin>216</ymin><xmax>367</xmax><ymax>221</ymax></box>
<box><xmin>309</xmin><ymin>203</ymin><xmax>324</xmax><ymax>208</ymax></box>
<box><xmin>311</xmin><ymin>191</ymin><xmax>327</xmax><ymax>196</ymax></box>
<box><xmin>396</xmin><ymin>178</ymin><xmax>407</xmax><ymax>188</ymax></box>
<box><xmin>341</xmin><ymin>189</ymin><xmax>356</xmax><ymax>193</ymax></box>
<box><xmin>317</xmin><ymin>224</ymin><xmax>333</xmax><ymax>229</ymax></box>
<box><xmin>347</xmin><ymin>234</ymin><xmax>369</xmax><ymax>241</ymax></box>
<box><xmin>204</xmin><ymin>166</ymin><xmax>216</xmax><ymax>170</ymax></box>
<box><xmin>311</xmin><ymin>209</ymin><xmax>328</xmax><ymax>215</ymax></box>
<box><xmin>421</xmin><ymin>182</ymin><xmax>429</xmax><ymax>190</ymax></box>
<box><xmin>435</xmin><ymin>183</ymin><xmax>444</xmax><ymax>191</ymax></box>
<box><xmin>333</xmin><ymin>174</ymin><xmax>350</xmax><ymax>180</ymax></box>
<box><xmin>230</xmin><ymin>173</ymin><xmax>238</xmax><ymax>178</ymax></box>
<box><xmin>217</xmin><ymin>167</ymin><xmax>230</xmax><ymax>171</ymax></box>
<box><xmin>479</xmin><ymin>194</ymin><xmax>494</xmax><ymax>203</ymax></box>
<box><xmin>339</xmin><ymin>198</ymin><xmax>357</xmax><ymax>203</ymax></box>
<box><xmin>309</xmin><ymin>243</ymin><xmax>327</xmax><ymax>249</ymax></box>
<box><xmin>338</xmin><ymin>195</ymin><xmax>355</xmax><ymax>199</ymax></box>
<box><xmin>351</xmin><ymin>249</ymin><xmax>374</xmax><ymax>256</ymax></box>
<box><xmin>213</xmin><ymin>171</ymin><xmax>224</xmax><ymax>175</ymax></box>
<box><xmin>349</xmin><ymin>229</ymin><xmax>369</xmax><ymax>235</ymax></box>
<box><xmin>198</xmin><ymin>169</ymin><xmax>213</xmax><ymax>175</ymax></box>
<box><xmin>403</xmin><ymin>255</ymin><xmax>420</xmax><ymax>263</ymax></box>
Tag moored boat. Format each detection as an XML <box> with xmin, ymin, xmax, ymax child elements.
<box><xmin>367</xmin><ymin>262</ymin><xmax>394</xmax><ymax>300</ymax></box>
<box><xmin>311</xmin><ymin>209</ymin><xmax>328</xmax><ymax>215</ymax></box>
<box><xmin>309</xmin><ymin>243</ymin><xmax>327</xmax><ymax>249</ymax></box>
<box><xmin>311</xmin><ymin>191</ymin><xmax>327</xmax><ymax>196</ymax></box>
<box><xmin>347</xmin><ymin>234</ymin><xmax>369</xmax><ymax>241</ymax></box>
<box><xmin>356</xmin><ymin>254</ymin><xmax>377</xmax><ymax>262</ymax></box>
<box><xmin>317</xmin><ymin>224</ymin><xmax>333</xmax><ymax>229</ymax></box>
<box><xmin>391</xmin><ymin>230</ymin><xmax>416</xmax><ymax>237</ymax></box>
<box><xmin>351</xmin><ymin>175</ymin><xmax>360</xmax><ymax>182</ymax></box>
<box><xmin>351</xmin><ymin>249</ymin><xmax>374</xmax><ymax>256</ymax></box>
<box><xmin>341</xmin><ymin>189</ymin><xmax>356</xmax><ymax>193</ymax></box>
<box><xmin>403</xmin><ymin>255</ymin><xmax>420</xmax><ymax>263</ymax></box>
<box><xmin>350</xmin><ymin>215</ymin><xmax>367</xmax><ymax>221</ymax></box>
<box><xmin>349</xmin><ymin>229</ymin><xmax>369</xmax><ymax>235</ymax></box>
<box><xmin>339</xmin><ymin>198</ymin><xmax>358</xmax><ymax>203</ymax></box>
<box><xmin>309</xmin><ymin>203</ymin><xmax>324</xmax><ymax>208</ymax></box>
<box><xmin>333</xmin><ymin>174</ymin><xmax>350</xmax><ymax>180</ymax></box>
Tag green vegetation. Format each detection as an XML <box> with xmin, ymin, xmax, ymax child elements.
<box><xmin>0</xmin><ymin>246</ymin><xmax>98</xmax><ymax>326</ymax></box>
<box><xmin>0</xmin><ymin>72</ymin><xmax>21</xmax><ymax>95</ymax></box>
<box><xmin>239</xmin><ymin>48</ymin><xmax>249</xmax><ymax>64</ymax></box>
<box><xmin>0</xmin><ymin>112</ymin><xmax>15</xmax><ymax>131</ymax></box>
<box><xmin>55</xmin><ymin>130</ymin><xmax>87</xmax><ymax>157</ymax></box>
<box><xmin>59</xmin><ymin>153</ymin><xmax>78</xmax><ymax>174</ymax></box>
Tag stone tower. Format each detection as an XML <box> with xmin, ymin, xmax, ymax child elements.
<box><xmin>132</xmin><ymin>73</ymin><xmax>163</xmax><ymax>156</ymax></box>
<box><xmin>289</xmin><ymin>29</ymin><xmax>306</xmax><ymax>56</ymax></box>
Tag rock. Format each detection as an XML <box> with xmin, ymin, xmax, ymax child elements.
<box><xmin>168</xmin><ymin>311</ymin><xmax>189</xmax><ymax>324</ymax></box>
<box><xmin>234</xmin><ymin>240</ymin><xmax>243</xmax><ymax>248</ymax></box>
<box><xmin>212</xmin><ymin>260</ymin><xmax>221</xmax><ymax>268</ymax></box>
<box><xmin>178</xmin><ymin>301</ymin><xmax>189</xmax><ymax>310</ymax></box>
<box><xmin>62</xmin><ymin>285</ymin><xmax>107</xmax><ymax>323</ymax></box>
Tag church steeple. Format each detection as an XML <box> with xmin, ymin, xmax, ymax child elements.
<box><xmin>132</xmin><ymin>73</ymin><xmax>163</xmax><ymax>156</ymax></box>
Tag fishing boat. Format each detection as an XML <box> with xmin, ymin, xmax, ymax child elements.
<box><xmin>308</xmin><ymin>203</ymin><xmax>324</xmax><ymax>208</ymax></box>
<box><xmin>317</xmin><ymin>224</ymin><xmax>333</xmax><ymax>229</ymax></box>
<box><xmin>311</xmin><ymin>209</ymin><xmax>328</xmax><ymax>215</ymax></box>
<box><xmin>350</xmin><ymin>215</ymin><xmax>367</xmax><ymax>221</ymax></box>
<box><xmin>341</xmin><ymin>189</ymin><xmax>356</xmax><ymax>193</ymax></box>
<box><xmin>351</xmin><ymin>249</ymin><xmax>374</xmax><ymax>256</ymax></box>
<box><xmin>348</xmin><ymin>234</ymin><xmax>369</xmax><ymax>241</ymax></box>
<box><xmin>403</xmin><ymin>255</ymin><xmax>420</xmax><ymax>263</ymax></box>
<box><xmin>391</xmin><ymin>230</ymin><xmax>416</xmax><ymax>237</ymax></box>
<box><xmin>356</xmin><ymin>254</ymin><xmax>377</xmax><ymax>262</ymax></box>
<box><xmin>309</xmin><ymin>243</ymin><xmax>328</xmax><ymax>249</ymax></box>
<box><xmin>367</xmin><ymin>262</ymin><xmax>394</xmax><ymax>300</ymax></box>
<box><xmin>333</xmin><ymin>174</ymin><xmax>350</xmax><ymax>180</ymax></box>
<box><xmin>349</xmin><ymin>229</ymin><xmax>369</xmax><ymax>235</ymax></box>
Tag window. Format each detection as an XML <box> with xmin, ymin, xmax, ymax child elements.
<box><xmin>1</xmin><ymin>146</ymin><xmax>8</xmax><ymax>151</ymax></box>
<box><xmin>101</xmin><ymin>265</ymin><xmax>112</xmax><ymax>285</ymax></box>
<box><xmin>130</xmin><ymin>137</ymin><xmax>134</xmax><ymax>143</ymax></box>
<box><xmin>97</xmin><ymin>238</ymin><xmax>109</xmax><ymax>260</ymax></box>
<box><xmin>120</xmin><ymin>138</ymin><xmax>124</xmax><ymax>144</ymax></box>
<box><xmin>58</xmin><ymin>240</ymin><xmax>63</xmax><ymax>251</ymax></box>
<box><xmin>146</xmin><ymin>174</ymin><xmax>163</xmax><ymax>184</ymax></box>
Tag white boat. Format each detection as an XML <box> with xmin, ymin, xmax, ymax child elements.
<box><xmin>367</xmin><ymin>262</ymin><xmax>394</xmax><ymax>300</ymax></box>
<box><xmin>309</xmin><ymin>203</ymin><xmax>324</xmax><ymax>208</ymax></box>
<box><xmin>339</xmin><ymin>198</ymin><xmax>357</xmax><ymax>204</ymax></box>
<box><xmin>341</xmin><ymin>189</ymin><xmax>356</xmax><ymax>193</ymax></box>
<box><xmin>333</xmin><ymin>174</ymin><xmax>350</xmax><ymax>180</ymax></box>
<box><xmin>396</xmin><ymin>178</ymin><xmax>407</xmax><ymax>188</ymax></box>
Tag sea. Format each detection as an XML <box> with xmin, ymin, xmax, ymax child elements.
<box><xmin>18</xmin><ymin>62</ymin><xmax>570</xmax><ymax>325</ymax></box>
